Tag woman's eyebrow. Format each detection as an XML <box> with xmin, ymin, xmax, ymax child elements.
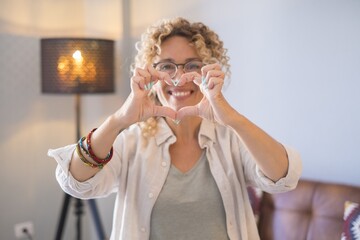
<box><xmin>156</xmin><ymin>57</ymin><xmax>201</xmax><ymax>63</ymax></box>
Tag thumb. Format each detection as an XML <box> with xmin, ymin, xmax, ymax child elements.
<box><xmin>176</xmin><ymin>105</ymin><xmax>199</xmax><ymax>120</ymax></box>
<box><xmin>153</xmin><ymin>106</ymin><xmax>177</xmax><ymax>119</ymax></box>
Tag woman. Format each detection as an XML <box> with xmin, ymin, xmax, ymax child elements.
<box><xmin>49</xmin><ymin>17</ymin><xmax>302</xmax><ymax>240</ymax></box>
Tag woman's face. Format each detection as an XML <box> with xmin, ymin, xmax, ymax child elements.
<box><xmin>154</xmin><ymin>36</ymin><xmax>204</xmax><ymax>111</ymax></box>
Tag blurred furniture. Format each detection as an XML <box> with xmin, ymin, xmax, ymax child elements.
<box><xmin>257</xmin><ymin>179</ymin><xmax>360</xmax><ymax>240</ymax></box>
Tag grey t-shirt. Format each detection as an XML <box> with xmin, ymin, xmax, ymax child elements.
<box><xmin>150</xmin><ymin>152</ymin><xmax>229</xmax><ymax>240</ymax></box>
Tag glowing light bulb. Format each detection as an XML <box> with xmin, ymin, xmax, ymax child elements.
<box><xmin>72</xmin><ymin>50</ymin><xmax>83</xmax><ymax>63</ymax></box>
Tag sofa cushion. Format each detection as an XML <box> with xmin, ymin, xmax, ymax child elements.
<box><xmin>341</xmin><ymin>201</ymin><xmax>360</xmax><ymax>240</ymax></box>
<box><xmin>247</xmin><ymin>186</ymin><xmax>263</xmax><ymax>222</ymax></box>
<box><xmin>258</xmin><ymin>179</ymin><xmax>360</xmax><ymax>240</ymax></box>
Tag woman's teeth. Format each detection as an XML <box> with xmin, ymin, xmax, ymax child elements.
<box><xmin>172</xmin><ymin>91</ymin><xmax>190</xmax><ymax>97</ymax></box>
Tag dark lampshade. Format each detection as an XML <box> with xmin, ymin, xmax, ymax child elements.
<box><xmin>41</xmin><ymin>38</ymin><xmax>115</xmax><ymax>94</ymax></box>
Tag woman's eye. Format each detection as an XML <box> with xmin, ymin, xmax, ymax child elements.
<box><xmin>159</xmin><ymin>63</ymin><xmax>175</xmax><ymax>71</ymax></box>
<box><xmin>186</xmin><ymin>62</ymin><xmax>202</xmax><ymax>71</ymax></box>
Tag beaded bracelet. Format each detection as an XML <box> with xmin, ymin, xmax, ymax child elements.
<box><xmin>86</xmin><ymin>128</ymin><xmax>113</xmax><ymax>164</ymax></box>
<box><xmin>79</xmin><ymin>136</ymin><xmax>91</xmax><ymax>157</ymax></box>
<box><xmin>76</xmin><ymin>142</ymin><xmax>105</xmax><ymax>169</ymax></box>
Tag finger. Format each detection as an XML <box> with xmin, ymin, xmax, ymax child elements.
<box><xmin>201</xmin><ymin>69</ymin><xmax>225</xmax><ymax>90</ymax></box>
<box><xmin>136</xmin><ymin>67</ymin><xmax>152</xmax><ymax>90</ymax></box>
<box><xmin>153</xmin><ymin>106</ymin><xmax>176</xmax><ymax>119</ymax></box>
<box><xmin>177</xmin><ymin>72</ymin><xmax>201</xmax><ymax>86</ymax></box>
<box><xmin>136</xmin><ymin>67</ymin><xmax>151</xmax><ymax>80</ymax></box>
<box><xmin>135</xmin><ymin>66</ymin><xmax>161</xmax><ymax>91</ymax></box>
<box><xmin>176</xmin><ymin>105</ymin><xmax>199</xmax><ymax>120</ymax></box>
<box><xmin>147</xmin><ymin>64</ymin><xmax>174</xmax><ymax>90</ymax></box>
<box><xmin>207</xmin><ymin>77</ymin><xmax>224</xmax><ymax>90</ymax></box>
<box><xmin>193</xmin><ymin>76</ymin><xmax>203</xmax><ymax>86</ymax></box>
<box><xmin>131</xmin><ymin>75</ymin><xmax>146</xmax><ymax>90</ymax></box>
<box><xmin>191</xmin><ymin>76</ymin><xmax>208</xmax><ymax>92</ymax></box>
<box><xmin>204</xmin><ymin>69</ymin><xmax>225</xmax><ymax>81</ymax></box>
<box><xmin>201</xmin><ymin>63</ymin><xmax>222</xmax><ymax>77</ymax></box>
<box><xmin>146</xmin><ymin>64</ymin><xmax>161</xmax><ymax>82</ymax></box>
<box><xmin>149</xmin><ymin>65</ymin><xmax>173</xmax><ymax>86</ymax></box>
<box><xmin>157</xmin><ymin>71</ymin><xmax>173</xmax><ymax>86</ymax></box>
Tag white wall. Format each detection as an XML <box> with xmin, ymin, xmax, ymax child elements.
<box><xmin>130</xmin><ymin>0</ymin><xmax>360</xmax><ymax>185</ymax></box>
<box><xmin>1</xmin><ymin>0</ymin><xmax>359</xmax><ymax>239</ymax></box>
<box><xmin>0</xmin><ymin>1</ymin><xmax>122</xmax><ymax>239</ymax></box>
<box><xmin>222</xmin><ymin>0</ymin><xmax>360</xmax><ymax>186</ymax></box>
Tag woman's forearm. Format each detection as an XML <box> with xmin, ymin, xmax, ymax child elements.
<box><xmin>212</xmin><ymin>94</ymin><xmax>289</xmax><ymax>182</ymax></box>
<box><xmin>69</xmin><ymin>113</ymin><xmax>129</xmax><ymax>182</ymax></box>
<box><xmin>229</xmin><ymin>112</ymin><xmax>289</xmax><ymax>182</ymax></box>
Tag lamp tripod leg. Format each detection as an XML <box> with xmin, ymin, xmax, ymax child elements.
<box><xmin>74</xmin><ymin>198</ymin><xmax>84</xmax><ymax>240</ymax></box>
<box><xmin>55</xmin><ymin>193</ymin><xmax>84</xmax><ymax>240</ymax></box>
<box><xmin>88</xmin><ymin>199</ymin><xmax>107</xmax><ymax>240</ymax></box>
<box><xmin>55</xmin><ymin>193</ymin><xmax>71</xmax><ymax>240</ymax></box>
<box><xmin>55</xmin><ymin>194</ymin><xmax>106</xmax><ymax>240</ymax></box>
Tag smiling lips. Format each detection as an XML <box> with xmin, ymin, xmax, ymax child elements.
<box><xmin>169</xmin><ymin>90</ymin><xmax>192</xmax><ymax>98</ymax></box>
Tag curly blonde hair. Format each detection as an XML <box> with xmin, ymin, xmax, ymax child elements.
<box><xmin>132</xmin><ymin>17</ymin><xmax>231</xmax><ymax>78</ymax></box>
<box><xmin>132</xmin><ymin>17</ymin><xmax>231</xmax><ymax>142</ymax></box>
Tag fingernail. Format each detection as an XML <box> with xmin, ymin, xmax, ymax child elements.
<box><xmin>173</xmin><ymin>119</ymin><xmax>181</xmax><ymax>125</ymax></box>
<box><xmin>202</xmin><ymin>78</ymin><xmax>208</xmax><ymax>90</ymax></box>
<box><xmin>201</xmin><ymin>77</ymin><xmax>208</xmax><ymax>90</ymax></box>
<box><xmin>144</xmin><ymin>85</ymin><xmax>148</xmax><ymax>90</ymax></box>
<box><xmin>201</xmin><ymin>77</ymin><xmax>206</xmax><ymax>85</ymax></box>
<box><xmin>147</xmin><ymin>82</ymin><xmax>153</xmax><ymax>89</ymax></box>
<box><xmin>172</xmin><ymin>79</ymin><xmax>179</xmax><ymax>87</ymax></box>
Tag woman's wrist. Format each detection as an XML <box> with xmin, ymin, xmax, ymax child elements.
<box><xmin>210</xmin><ymin>94</ymin><xmax>239</xmax><ymax>126</ymax></box>
<box><xmin>108</xmin><ymin>111</ymin><xmax>134</xmax><ymax>135</ymax></box>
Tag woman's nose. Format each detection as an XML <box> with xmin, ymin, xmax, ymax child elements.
<box><xmin>173</xmin><ymin>66</ymin><xmax>185</xmax><ymax>78</ymax></box>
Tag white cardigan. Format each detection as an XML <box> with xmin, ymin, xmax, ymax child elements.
<box><xmin>49</xmin><ymin>118</ymin><xmax>302</xmax><ymax>240</ymax></box>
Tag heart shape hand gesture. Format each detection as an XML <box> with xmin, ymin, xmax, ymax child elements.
<box><xmin>175</xmin><ymin>63</ymin><xmax>227</xmax><ymax>124</ymax></box>
<box><xmin>116</xmin><ymin>63</ymin><xmax>228</xmax><ymax>127</ymax></box>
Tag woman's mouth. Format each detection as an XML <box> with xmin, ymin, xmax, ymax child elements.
<box><xmin>170</xmin><ymin>90</ymin><xmax>192</xmax><ymax>97</ymax></box>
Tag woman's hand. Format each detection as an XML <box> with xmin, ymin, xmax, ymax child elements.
<box><xmin>113</xmin><ymin>64</ymin><xmax>177</xmax><ymax>127</ymax></box>
<box><xmin>176</xmin><ymin>63</ymin><xmax>233</xmax><ymax>125</ymax></box>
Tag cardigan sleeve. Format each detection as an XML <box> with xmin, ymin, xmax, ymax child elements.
<box><xmin>253</xmin><ymin>145</ymin><xmax>303</xmax><ymax>193</ymax></box>
<box><xmin>48</xmin><ymin>143</ymin><xmax>121</xmax><ymax>199</ymax></box>
<box><xmin>233</xmin><ymin>129</ymin><xmax>303</xmax><ymax>193</ymax></box>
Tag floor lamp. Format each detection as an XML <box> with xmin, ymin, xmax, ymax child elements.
<box><xmin>41</xmin><ymin>38</ymin><xmax>115</xmax><ymax>240</ymax></box>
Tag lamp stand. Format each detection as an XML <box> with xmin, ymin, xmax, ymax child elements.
<box><xmin>55</xmin><ymin>94</ymin><xmax>107</xmax><ymax>240</ymax></box>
